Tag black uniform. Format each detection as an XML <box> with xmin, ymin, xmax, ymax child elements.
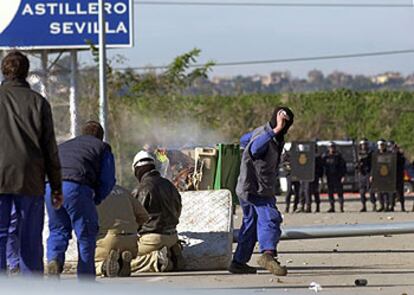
<box><xmin>298</xmin><ymin>155</ymin><xmax>323</xmax><ymax>213</ymax></box>
<box><xmin>376</xmin><ymin>149</ymin><xmax>389</xmax><ymax>212</ymax></box>
<box><xmin>309</xmin><ymin>155</ymin><xmax>323</xmax><ymax>212</ymax></box>
<box><xmin>357</xmin><ymin>150</ymin><xmax>376</xmax><ymax>211</ymax></box>
<box><xmin>322</xmin><ymin>152</ymin><xmax>346</xmax><ymax>212</ymax></box>
<box><xmin>282</xmin><ymin>152</ymin><xmax>300</xmax><ymax>213</ymax></box>
<box><xmin>390</xmin><ymin>151</ymin><xmax>406</xmax><ymax>211</ymax></box>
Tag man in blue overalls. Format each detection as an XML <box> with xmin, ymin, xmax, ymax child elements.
<box><xmin>229</xmin><ymin>107</ymin><xmax>294</xmax><ymax>276</ymax></box>
<box><xmin>45</xmin><ymin>121</ymin><xmax>116</xmax><ymax>279</ymax></box>
<box><xmin>0</xmin><ymin>51</ymin><xmax>63</xmax><ymax>276</ymax></box>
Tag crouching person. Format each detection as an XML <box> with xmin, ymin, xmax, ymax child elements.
<box><xmin>46</xmin><ymin>121</ymin><xmax>116</xmax><ymax>279</ymax></box>
<box><xmin>95</xmin><ymin>186</ymin><xmax>149</xmax><ymax>277</ymax></box>
<box><xmin>130</xmin><ymin>151</ymin><xmax>184</xmax><ymax>273</ymax></box>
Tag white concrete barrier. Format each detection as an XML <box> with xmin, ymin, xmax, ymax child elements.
<box><xmin>43</xmin><ymin>188</ymin><xmax>233</xmax><ymax>271</ymax></box>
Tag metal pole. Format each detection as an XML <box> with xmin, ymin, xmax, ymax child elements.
<box><xmin>40</xmin><ymin>51</ymin><xmax>48</xmax><ymax>99</ymax></box>
<box><xmin>69</xmin><ymin>50</ymin><xmax>79</xmax><ymax>138</ymax></box>
<box><xmin>233</xmin><ymin>222</ymin><xmax>414</xmax><ymax>241</ymax></box>
<box><xmin>99</xmin><ymin>0</ymin><xmax>109</xmax><ymax>142</ymax></box>
<box><xmin>0</xmin><ymin>51</ymin><xmax>4</xmax><ymax>80</ymax></box>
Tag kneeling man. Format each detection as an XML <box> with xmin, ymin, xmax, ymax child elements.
<box><xmin>131</xmin><ymin>151</ymin><xmax>184</xmax><ymax>273</ymax></box>
<box><xmin>95</xmin><ymin>186</ymin><xmax>149</xmax><ymax>277</ymax></box>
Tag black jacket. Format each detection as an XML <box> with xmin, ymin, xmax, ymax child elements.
<box><xmin>132</xmin><ymin>170</ymin><xmax>182</xmax><ymax>235</ymax></box>
<box><xmin>59</xmin><ymin>135</ymin><xmax>110</xmax><ymax>189</ymax></box>
<box><xmin>322</xmin><ymin>152</ymin><xmax>346</xmax><ymax>180</ymax></box>
<box><xmin>357</xmin><ymin>151</ymin><xmax>372</xmax><ymax>176</ymax></box>
<box><xmin>0</xmin><ymin>79</ymin><xmax>61</xmax><ymax>196</ymax></box>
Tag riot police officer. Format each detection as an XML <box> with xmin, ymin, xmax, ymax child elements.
<box><xmin>387</xmin><ymin>142</ymin><xmax>406</xmax><ymax>212</ymax></box>
<box><xmin>309</xmin><ymin>150</ymin><xmax>323</xmax><ymax>213</ymax></box>
<box><xmin>376</xmin><ymin>139</ymin><xmax>389</xmax><ymax>212</ymax></box>
<box><xmin>356</xmin><ymin>139</ymin><xmax>376</xmax><ymax>212</ymax></box>
<box><xmin>282</xmin><ymin>151</ymin><xmax>300</xmax><ymax>213</ymax></box>
<box><xmin>322</xmin><ymin>142</ymin><xmax>346</xmax><ymax>213</ymax></box>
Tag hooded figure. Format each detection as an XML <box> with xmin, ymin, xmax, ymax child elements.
<box><xmin>230</xmin><ymin>106</ymin><xmax>294</xmax><ymax>276</ymax></box>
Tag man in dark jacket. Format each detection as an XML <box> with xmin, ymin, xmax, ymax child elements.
<box><xmin>45</xmin><ymin>121</ymin><xmax>115</xmax><ymax>279</ymax></box>
<box><xmin>0</xmin><ymin>51</ymin><xmax>62</xmax><ymax>275</ymax></box>
<box><xmin>322</xmin><ymin>142</ymin><xmax>346</xmax><ymax>212</ymax></box>
<box><xmin>130</xmin><ymin>151</ymin><xmax>183</xmax><ymax>273</ymax></box>
<box><xmin>356</xmin><ymin>139</ymin><xmax>376</xmax><ymax>212</ymax></box>
<box><xmin>229</xmin><ymin>107</ymin><xmax>294</xmax><ymax>276</ymax></box>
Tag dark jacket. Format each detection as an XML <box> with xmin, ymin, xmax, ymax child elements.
<box><xmin>59</xmin><ymin>135</ymin><xmax>110</xmax><ymax>189</ymax></box>
<box><xmin>357</xmin><ymin>151</ymin><xmax>372</xmax><ymax>176</ymax></box>
<box><xmin>132</xmin><ymin>170</ymin><xmax>182</xmax><ymax>235</ymax></box>
<box><xmin>322</xmin><ymin>152</ymin><xmax>346</xmax><ymax>180</ymax></box>
<box><xmin>0</xmin><ymin>79</ymin><xmax>61</xmax><ymax>196</ymax></box>
<box><xmin>236</xmin><ymin>123</ymin><xmax>283</xmax><ymax>200</ymax></box>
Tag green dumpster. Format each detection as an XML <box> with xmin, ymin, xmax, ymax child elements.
<box><xmin>214</xmin><ymin>144</ymin><xmax>241</xmax><ymax>206</ymax></box>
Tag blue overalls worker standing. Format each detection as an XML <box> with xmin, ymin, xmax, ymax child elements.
<box><xmin>229</xmin><ymin>107</ymin><xmax>294</xmax><ymax>276</ymax></box>
<box><xmin>0</xmin><ymin>51</ymin><xmax>63</xmax><ymax>276</ymax></box>
<box><xmin>45</xmin><ymin>121</ymin><xmax>116</xmax><ymax>279</ymax></box>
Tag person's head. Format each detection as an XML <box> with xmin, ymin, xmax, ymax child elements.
<box><xmin>81</xmin><ymin>121</ymin><xmax>104</xmax><ymax>141</ymax></box>
<box><xmin>269</xmin><ymin>106</ymin><xmax>295</xmax><ymax>136</ymax></box>
<box><xmin>132</xmin><ymin>150</ymin><xmax>156</xmax><ymax>181</ymax></box>
<box><xmin>1</xmin><ymin>51</ymin><xmax>30</xmax><ymax>81</ymax></box>
<box><xmin>328</xmin><ymin>142</ymin><xmax>336</xmax><ymax>154</ymax></box>
<box><xmin>377</xmin><ymin>139</ymin><xmax>386</xmax><ymax>152</ymax></box>
<box><xmin>359</xmin><ymin>138</ymin><xmax>369</xmax><ymax>152</ymax></box>
<box><xmin>387</xmin><ymin>140</ymin><xmax>396</xmax><ymax>152</ymax></box>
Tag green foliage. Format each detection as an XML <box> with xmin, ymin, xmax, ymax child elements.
<box><xmin>77</xmin><ymin>49</ymin><xmax>414</xmax><ymax>189</ymax></box>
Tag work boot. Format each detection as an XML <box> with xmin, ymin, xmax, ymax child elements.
<box><xmin>118</xmin><ymin>251</ymin><xmax>132</xmax><ymax>277</ymax></box>
<box><xmin>401</xmin><ymin>204</ymin><xmax>406</xmax><ymax>212</ymax></box>
<box><xmin>8</xmin><ymin>267</ymin><xmax>20</xmax><ymax>277</ymax></box>
<box><xmin>47</xmin><ymin>260</ymin><xmax>63</xmax><ymax>278</ymax></box>
<box><xmin>360</xmin><ymin>206</ymin><xmax>367</xmax><ymax>212</ymax></box>
<box><xmin>295</xmin><ymin>207</ymin><xmax>304</xmax><ymax>213</ymax></box>
<box><xmin>305</xmin><ymin>206</ymin><xmax>311</xmax><ymax>213</ymax></box>
<box><xmin>327</xmin><ymin>206</ymin><xmax>335</xmax><ymax>213</ymax></box>
<box><xmin>170</xmin><ymin>242</ymin><xmax>185</xmax><ymax>271</ymax></box>
<box><xmin>228</xmin><ymin>261</ymin><xmax>257</xmax><ymax>274</ymax></box>
<box><xmin>157</xmin><ymin>246</ymin><xmax>172</xmax><ymax>272</ymax></box>
<box><xmin>257</xmin><ymin>253</ymin><xmax>287</xmax><ymax>276</ymax></box>
<box><xmin>376</xmin><ymin>206</ymin><xmax>384</xmax><ymax>212</ymax></box>
<box><xmin>340</xmin><ymin>204</ymin><xmax>344</xmax><ymax>213</ymax></box>
<box><xmin>102</xmin><ymin>250</ymin><xmax>120</xmax><ymax>277</ymax></box>
<box><xmin>285</xmin><ymin>206</ymin><xmax>290</xmax><ymax>213</ymax></box>
<box><xmin>315</xmin><ymin>204</ymin><xmax>320</xmax><ymax>213</ymax></box>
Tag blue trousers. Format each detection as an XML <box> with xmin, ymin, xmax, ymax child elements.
<box><xmin>7</xmin><ymin>206</ymin><xmax>20</xmax><ymax>270</ymax></box>
<box><xmin>233</xmin><ymin>196</ymin><xmax>283</xmax><ymax>264</ymax></box>
<box><xmin>0</xmin><ymin>195</ymin><xmax>45</xmax><ymax>275</ymax></box>
<box><xmin>45</xmin><ymin>181</ymin><xmax>98</xmax><ymax>278</ymax></box>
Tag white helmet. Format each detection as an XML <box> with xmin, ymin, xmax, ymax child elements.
<box><xmin>132</xmin><ymin>150</ymin><xmax>155</xmax><ymax>171</ymax></box>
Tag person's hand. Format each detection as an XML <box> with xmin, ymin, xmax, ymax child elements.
<box><xmin>341</xmin><ymin>177</ymin><xmax>345</xmax><ymax>183</ymax></box>
<box><xmin>52</xmin><ymin>191</ymin><xmax>64</xmax><ymax>209</ymax></box>
<box><xmin>369</xmin><ymin>176</ymin><xmax>373</xmax><ymax>183</ymax></box>
<box><xmin>273</xmin><ymin>110</ymin><xmax>289</xmax><ymax>134</ymax></box>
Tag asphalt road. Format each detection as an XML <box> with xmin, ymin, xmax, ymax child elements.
<box><xmin>90</xmin><ymin>195</ymin><xmax>414</xmax><ymax>294</ymax></box>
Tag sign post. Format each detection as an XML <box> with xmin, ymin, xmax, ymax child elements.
<box><xmin>69</xmin><ymin>50</ymin><xmax>79</xmax><ymax>137</ymax></box>
<box><xmin>0</xmin><ymin>0</ymin><xmax>133</xmax><ymax>140</ymax></box>
<box><xmin>99</xmin><ymin>0</ymin><xmax>109</xmax><ymax>142</ymax></box>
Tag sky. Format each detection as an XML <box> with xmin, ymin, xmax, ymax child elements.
<box><xmin>79</xmin><ymin>0</ymin><xmax>414</xmax><ymax>78</ymax></box>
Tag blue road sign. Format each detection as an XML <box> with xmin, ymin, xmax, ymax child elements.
<box><xmin>0</xmin><ymin>0</ymin><xmax>133</xmax><ymax>49</ymax></box>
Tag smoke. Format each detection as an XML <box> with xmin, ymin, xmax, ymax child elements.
<box><xmin>120</xmin><ymin>114</ymin><xmax>230</xmax><ymax>150</ymax></box>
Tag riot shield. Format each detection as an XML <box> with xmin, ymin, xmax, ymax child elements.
<box><xmin>291</xmin><ymin>141</ymin><xmax>316</xmax><ymax>182</ymax></box>
<box><xmin>371</xmin><ymin>152</ymin><xmax>397</xmax><ymax>193</ymax></box>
